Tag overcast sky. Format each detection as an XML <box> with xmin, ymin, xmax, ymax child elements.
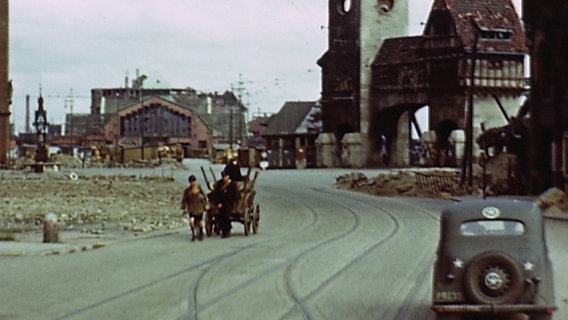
<box><xmin>8</xmin><ymin>0</ymin><xmax>520</xmax><ymax>133</ymax></box>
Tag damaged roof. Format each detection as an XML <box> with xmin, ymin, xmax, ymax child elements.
<box><xmin>373</xmin><ymin>36</ymin><xmax>423</xmax><ymax>66</ymax></box>
<box><xmin>429</xmin><ymin>0</ymin><xmax>527</xmax><ymax>53</ymax></box>
<box><xmin>374</xmin><ymin>0</ymin><xmax>526</xmax><ymax>66</ymax></box>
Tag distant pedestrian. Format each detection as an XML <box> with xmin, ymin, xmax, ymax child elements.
<box><xmin>380</xmin><ymin>135</ymin><xmax>389</xmax><ymax>165</ymax></box>
<box><xmin>340</xmin><ymin>144</ymin><xmax>349</xmax><ymax>167</ymax></box>
<box><xmin>181</xmin><ymin>175</ymin><xmax>207</xmax><ymax>241</ymax></box>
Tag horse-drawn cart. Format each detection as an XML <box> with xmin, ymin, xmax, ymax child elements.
<box><xmin>201</xmin><ymin>167</ymin><xmax>260</xmax><ymax>236</ymax></box>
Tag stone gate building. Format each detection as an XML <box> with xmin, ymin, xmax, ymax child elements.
<box><xmin>318</xmin><ymin>0</ymin><xmax>527</xmax><ymax>168</ymax></box>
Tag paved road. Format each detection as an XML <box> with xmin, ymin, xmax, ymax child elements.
<box><xmin>1</xmin><ymin>160</ymin><xmax>566</xmax><ymax>319</ymax></box>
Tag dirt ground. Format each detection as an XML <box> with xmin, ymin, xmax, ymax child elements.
<box><xmin>0</xmin><ymin>174</ymin><xmax>186</xmax><ymax>241</ymax></box>
<box><xmin>2</xmin><ymin>164</ymin><xmax>565</xmax><ymax>243</ymax></box>
<box><xmin>0</xmin><ymin>167</ymin><xmax>473</xmax><ymax>241</ymax></box>
<box><xmin>1</xmin><ymin>167</ymin><xmax>464</xmax><ymax>242</ymax></box>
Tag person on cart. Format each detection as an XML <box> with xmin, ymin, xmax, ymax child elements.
<box><xmin>223</xmin><ymin>157</ymin><xmax>244</xmax><ymax>182</ymax></box>
<box><xmin>212</xmin><ymin>170</ymin><xmax>239</xmax><ymax>238</ymax></box>
<box><xmin>180</xmin><ymin>175</ymin><xmax>207</xmax><ymax>241</ymax></box>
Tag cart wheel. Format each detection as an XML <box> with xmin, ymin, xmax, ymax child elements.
<box><xmin>243</xmin><ymin>207</ymin><xmax>251</xmax><ymax>236</ymax></box>
<box><xmin>252</xmin><ymin>204</ymin><xmax>260</xmax><ymax>234</ymax></box>
<box><xmin>205</xmin><ymin>212</ymin><xmax>213</xmax><ymax>236</ymax></box>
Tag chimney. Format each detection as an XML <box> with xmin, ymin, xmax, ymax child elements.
<box><xmin>26</xmin><ymin>95</ymin><xmax>30</xmax><ymax>133</ymax></box>
<box><xmin>0</xmin><ymin>0</ymin><xmax>9</xmax><ymax>166</ymax></box>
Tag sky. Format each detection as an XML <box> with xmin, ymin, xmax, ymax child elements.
<box><xmin>7</xmin><ymin>0</ymin><xmax>520</xmax><ymax>133</ymax></box>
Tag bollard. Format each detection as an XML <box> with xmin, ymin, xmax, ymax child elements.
<box><xmin>43</xmin><ymin>212</ymin><xmax>59</xmax><ymax>243</ymax></box>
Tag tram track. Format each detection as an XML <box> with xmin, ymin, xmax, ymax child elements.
<box><xmin>278</xmin><ymin>188</ymin><xmax>443</xmax><ymax>320</ymax></box>
<box><xmin>51</xmin><ymin>184</ymin><xmax>311</xmax><ymax>320</ymax></box>
<box><xmin>178</xmin><ymin>184</ymin><xmax>368</xmax><ymax>319</ymax></box>
<box><xmin>187</xmin><ymin>186</ymin><xmax>443</xmax><ymax>320</ymax></box>
<box><xmin>189</xmin><ymin>186</ymin><xmax>334</xmax><ymax>319</ymax></box>
<box><xmin>49</xmin><ymin>184</ymin><xmax>444</xmax><ymax>320</ymax></box>
<box><xmin>280</xmin><ymin>188</ymin><xmax>403</xmax><ymax>319</ymax></box>
<box><xmin>4</xmin><ymin>167</ymin><xmax>566</xmax><ymax>320</ymax></box>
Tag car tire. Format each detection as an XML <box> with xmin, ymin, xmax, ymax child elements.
<box><xmin>464</xmin><ymin>251</ymin><xmax>524</xmax><ymax>304</ymax></box>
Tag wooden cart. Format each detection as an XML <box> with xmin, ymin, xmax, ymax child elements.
<box><xmin>201</xmin><ymin>167</ymin><xmax>260</xmax><ymax>236</ymax></box>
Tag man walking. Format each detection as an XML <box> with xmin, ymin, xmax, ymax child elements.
<box><xmin>181</xmin><ymin>175</ymin><xmax>207</xmax><ymax>241</ymax></box>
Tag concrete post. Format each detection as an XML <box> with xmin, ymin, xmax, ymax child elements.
<box><xmin>315</xmin><ymin>133</ymin><xmax>336</xmax><ymax>168</ymax></box>
<box><xmin>451</xmin><ymin>130</ymin><xmax>466</xmax><ymax>168</ymax></box>
<box><xmin>341</xmin><ymin>133</ymin><xmax>363</xmax><ymax>168</ymax></box>
<box><xmin>43</xmin><ymin>212</ymin><xmax>59</xmax><ymax>243</ymax></box>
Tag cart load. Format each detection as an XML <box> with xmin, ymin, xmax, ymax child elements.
<box><xmin>201</xmin><ymin>166</ymin><xmax>260</xmax><ymax>236</ymax></box>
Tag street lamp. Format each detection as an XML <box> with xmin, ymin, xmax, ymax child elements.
<box><xmin>139</xmin><ymin>88</ymin><xmax>144</xmax><ymax>160</ymax></box>
<box><xmin>33</xmin><ymin>94</ymin><xmax>49</xmax><ymax>170</ymax></box>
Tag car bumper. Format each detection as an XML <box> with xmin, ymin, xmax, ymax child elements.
<box><xmin>432</xmin><ymin>304</ymin><xmax>556</xmax><ymax>314</ymax></box>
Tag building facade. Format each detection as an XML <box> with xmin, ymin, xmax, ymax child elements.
<box><xmin>318</xmin><ymin>0</ymin><xmax>409</xmax><ymax>165</ymax></box>
<box><xmin>319</xmin><ymin>0</ymin><xmax>527</xmax><ymax>169</ymax></box>
<box><xmin>103</xmin><ymin>96</ymin><xmax>212</xmax><ymax>156</ymax></box>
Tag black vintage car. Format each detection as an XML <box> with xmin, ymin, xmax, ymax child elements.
<box><xmin>432</xmin><ymin>199</ymin><xmax>556</xmax><ymax>320</ymax></box>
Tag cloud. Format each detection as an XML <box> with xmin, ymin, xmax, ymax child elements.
<box><xmin>7</xmin><ymin>1</ymin><xmax>329</xmax><ymax>130</ymax></box>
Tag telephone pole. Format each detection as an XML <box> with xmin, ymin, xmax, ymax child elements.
<box><xmin>0</xmin><ymin>0</ymin><xmax>10</xmax><ymax>167</ymax></box>
<box><xmin>233</xmin><ymin>73</ymin><xmax>250</xmax><ymax>147</ymax></box>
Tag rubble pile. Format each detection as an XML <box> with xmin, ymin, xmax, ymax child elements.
<box><xmin>536</xmin><ymin>187</ymin><xmax>568</xmax><ymax>216</ymax></box>
<box><xmin>336</xmin><ymin>170</ymin><xmax>475</xmax><ymax>198</ymax></box>
<box><xmin>51</xmin><ymin>153</ymin><xmax>83</xmax><ymax>168</ymax></box>
<box><xmin>11</xmin><ymin>153</ymin><xmax>187</xmax><ymax>170</ymax></box>
<box><xmin>0</xmin><ymin>175</ymin><xmax>186</xmax><ymax>236</ymax></box>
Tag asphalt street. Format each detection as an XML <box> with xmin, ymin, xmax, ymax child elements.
<box><xmin>1</xmin><ymin>159</ymin><xmax>566</xmax><ymax>320</ymax></box>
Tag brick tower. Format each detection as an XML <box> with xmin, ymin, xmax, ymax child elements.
<box><xmin>318</xmin><ymin>0</ymin><xmax>409</xmax><ymax>166</ymax></box>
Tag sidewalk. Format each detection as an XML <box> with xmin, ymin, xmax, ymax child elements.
<box><xmin>0</xmin><ymin>227</ymin><xmax>184</xmax><ymax>257</ymax></box>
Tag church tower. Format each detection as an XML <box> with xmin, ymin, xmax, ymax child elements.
<box><xmin>318</xmin><ymin>0</ymin><xmax>409</xmax><ymax>166</ymax></box>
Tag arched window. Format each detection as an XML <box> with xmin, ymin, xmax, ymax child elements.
<box><xmin>337</xmin><ymin>0</ymin><xmax>352</xmax><ymax>15</ymax></box>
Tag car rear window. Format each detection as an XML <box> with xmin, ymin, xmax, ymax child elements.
<box><xmin>460</xmin><ymin>220</ymin><xmax>525</xmax><ymax>236</ymax></box>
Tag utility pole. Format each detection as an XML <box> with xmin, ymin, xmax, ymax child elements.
<box><xmin>233</xmin><ymin>73</ymin><xmax>250</xmax><ymax>147</ymax></box>
<box><xmin>461</xmin><ymin>21</ymin><xmax>479</xmax><ymax>189</ymax></box>
<box><xmin>64</xmin><ymin>89</ymin><xmax>74</xmax><ymax>135</ymax></box>
<box><xmin>139</xmin><ymin>87</ymin><xmax>144</xmax><ymax>160</ymax></box>
<box><xmin>0</xmin><ymin>0</ymin><xmax>10</xmax><ymax>167</ymax></box>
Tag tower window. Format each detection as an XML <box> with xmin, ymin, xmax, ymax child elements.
<box><xmin>337</xmin><ymin>0</ymin><xmax>352</xmax><ymax>15</ymax></box>
<box><xmin>377</xmin><ymin>0</ymin><xmax>394</xmax><ymax>13</ymax></box>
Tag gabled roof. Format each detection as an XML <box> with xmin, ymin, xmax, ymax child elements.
<box><xmin>427</xmin><ymin>0</ymin><xmax>526</xmax><ymax>53</ymax></box>
<box><xmin>373</xmin><ymin>36</ymin><xmax>423</xmax><ymax>66</ymax></box>
<box><xmin>263</xmin><ymin>101</ymin><xmax>317</xmax><ymax>136</ymax></box>
<box><xmin>118</xmin><ymin>96</ymin><xmax>212</xmax><ymax>132</ymax></box>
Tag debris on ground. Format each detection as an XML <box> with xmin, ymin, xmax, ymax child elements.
<box><xmin>0</xmin><ymin>175</ymin><xmax>185</xmax><ymax>238</ymax></box>
<box><xmin>336</xmin><ymin>169</ymin><xmax>477</xmax><ymax>199</ymax></box>
<box><xmin>536</xmin><ymin>187</ymin><xmax>568</xmax><ymax>216</ymax></box>
<box><xmin>11</xmin><ymin>153</ymin><xmax>187</xmax><ymax>171</ymax></box>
